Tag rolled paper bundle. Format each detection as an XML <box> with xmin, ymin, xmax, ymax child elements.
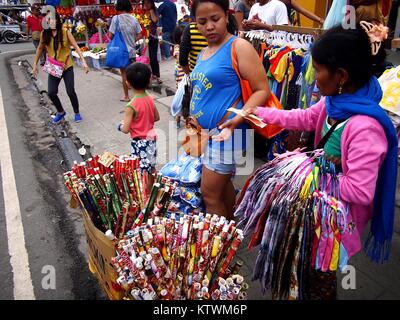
<box><xmin>131</xmin><ymin>289</ymin><xmax>142</xmax><ymax>300</ymax></box>
<box><xmin>104</xmin><ymin>205</ymin><xmax>248</xmax><ymax>300</ymax></box>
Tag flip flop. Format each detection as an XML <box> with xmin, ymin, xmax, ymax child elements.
<box><xmin>120</xmin><ymin>98</ymin><xmax>130</xmax><ymax>102</ymax></box>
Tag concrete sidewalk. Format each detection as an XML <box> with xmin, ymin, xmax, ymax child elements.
<box><xmin>21</xmin><ymin>54</ymin><xmax>400</xmax><ymax>300</ymax></box>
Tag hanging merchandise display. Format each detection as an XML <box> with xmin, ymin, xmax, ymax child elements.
<box><xmin>378</xmin><ymin>66</ymin><xmax>400</xmax><ymax>155</ymax></box>
<box><xmin>244</xmin><ymin>30</ymin><xmax>321</xmax><ymax>160</ymax></box>
<box><xmin>235</xmin><ymin>150</ymin><xmax>353</xmax><ymax>300</ymax></box>
<box><xmin>63</xmin><ymin>152</ymin><xmax>248</xmax><ymax>300</ymax></box>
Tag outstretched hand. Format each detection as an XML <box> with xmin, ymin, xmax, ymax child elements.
<box><xmin>212</xmin><ymin>115</ymin><xmax>243</xmax><ymax>142</ymax></box>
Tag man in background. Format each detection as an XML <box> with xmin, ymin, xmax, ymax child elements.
<box><xmin>26</xmin><ymin>4</ymin><xmax>45</xmax><ymax>65</ymax></box>
<box><xmin>157</xmin><ymin>0</ymin><xmax>177</xmax><ymax>60</ymax></box>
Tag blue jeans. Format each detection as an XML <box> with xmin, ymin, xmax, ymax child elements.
<box><xmin>161</xmin><ymin>31</ymin><xmax>172</xmax><ymax>58</ymax></box>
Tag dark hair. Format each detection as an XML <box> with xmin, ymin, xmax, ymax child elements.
<box><xmin>142</xmin><ymin>0</ymin><xmax>156</xmax><ymax>11</ymax></box>
<box><xmin>191</xmin><ymin>0</ymin><xmax>238</xmax><ymax>35</ymax></box>
<box><xmin>311</xmin><ymin>24</ymin><xmax>386</xmax><ymax>90</ymax></box>
<box><xmin>116</xmin><ymin>0</ymin><xmax>133</xmax><ymax>12</ymax></box>
<box><xmin>172</xmin><ymin>25</ymin><xmax>184</xmax><ymax>44</ymax></box>
<box><xmin>126</xmin><ymin>62</ymin><xmax>152</xmax><ymax>90</ymax></box>
<box><xmin>42</xmin><ymin>12</ymin><xmax>63</xmax><ymax>48</ymax></box>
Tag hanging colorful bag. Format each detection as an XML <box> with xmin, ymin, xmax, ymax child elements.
<box><xmin>136</xmin><ymin>45</ymin><xmax>150</xmax><ymax>65</ymax></box>
<box><xmin>42</xmin><ymin>36</ymin><xmax>69</xmax><ymax>78</ymax></box>
<box><xmin>231</xmin><ymin>39</ymin><xmax>284</xmax><ymax>139</ymax></box>
<box><xmin>42</xmin><ymin>56</ymin><xmax>67</xmax><ymax>78</ymax></box>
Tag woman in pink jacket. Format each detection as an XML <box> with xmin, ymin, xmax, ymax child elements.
<box><xmin>234</xmin><ymin>23</ymin><xmax>398</xmax><ymax>298</ymax></box>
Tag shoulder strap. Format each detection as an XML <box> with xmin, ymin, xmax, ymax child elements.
<box><xmin>231</xmin><ymin>39</ymin><xmax>252</xmax><ymax>103</ymax></box>
<box><xmin>217</xmin><ymin>96</ymin><xmax>241</xmax><ymax>128</ymax></box>
<box><xmin>316</xmin><ymin>118</ymin><xmax>348</xmax><ymax>150</ymax></box>
<box><xmin>115</xmin><ymin>15</ymin><xmax>120</xmax><ymax>32</ymax></box>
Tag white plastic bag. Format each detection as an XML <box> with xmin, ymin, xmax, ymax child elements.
<box><xmin>171</xmin><ymin>74</ymin><xmax>189</xmax><ymax>117</ymax></box>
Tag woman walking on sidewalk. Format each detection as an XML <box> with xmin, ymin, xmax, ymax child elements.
<box><xmin>109</xmin><ymin>0</ymin><xmax>143</xmax><ymax>101</ymax></box>
<box><xmin>32</xmin><ymin>12</ymin><xmax>89</xmax><ymax>124</ymax></box>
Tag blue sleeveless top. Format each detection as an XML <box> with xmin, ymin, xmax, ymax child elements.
<box><xmin>190</xmin><ymin>36</ymin><xmax>248</xmax><ymax>152</ymax></box>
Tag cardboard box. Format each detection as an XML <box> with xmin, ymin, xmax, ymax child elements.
<box><xmin>82</xmin><ymin>211</ymin><xmax>125</xmax><ymax>300</ymax></box>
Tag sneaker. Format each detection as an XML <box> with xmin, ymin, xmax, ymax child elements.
<box><xmin>52</xmin><ymin>112</ymin><xmax>66</xmax><ymax>124</ymax></box>
<box><xmin>74</xmin><ymin>114</ymin><xmax>82</xmax><ymax>123</ymax></box>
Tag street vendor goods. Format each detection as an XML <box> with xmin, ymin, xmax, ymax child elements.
<box><xmin>235</xmin><ymin>150</ymin><xmax>352</xmax><ymax>300</ymax></box>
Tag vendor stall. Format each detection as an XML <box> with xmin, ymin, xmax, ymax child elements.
<box><xmin>64</xmin><ymin>152</ymin><xmax>248</xmax><ymax>300</ymax></box>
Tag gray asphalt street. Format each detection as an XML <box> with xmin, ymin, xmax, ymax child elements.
<box><xmin>0</xmin><ymin>43</ymin><xmax>103</xmax><ymax>299</ymax></box>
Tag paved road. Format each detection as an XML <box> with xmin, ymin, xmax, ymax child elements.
<box><xmin>0</xmin><ymin>46</ymin><xmax>103</xmax><ymax>299</ymax></box>
<box><xmin>0</xmin><ymin>40</ymin><xmax>33</xmax><ymax>55</ymax></box>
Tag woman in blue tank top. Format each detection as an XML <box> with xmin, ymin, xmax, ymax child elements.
<box><xmin>190</xmin><ymin>0</ymin><xmax>270</xmax><ymax>219</ymax></box>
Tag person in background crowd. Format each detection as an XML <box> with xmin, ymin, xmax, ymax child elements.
<box><xmin>245</xmin><ymin>24</ymin><xmax>396</xmax><ymax>299</ymax></box>
<box><xmin>178</xmin><ymin>5</ymin><xmax>191</xmax><ymax>26</ymax></box>
<box><xmin>118</xmin><ymin>63</ymin><xmax>160</xmax><ymax>193</ymax></box>
<box><xmin>280</xmin><ymin>0</ymin><xmax>325</xmax><ymax>26</ymax></box>
<box><xmin>351</xmin><ymin>0</ymin><xmax>392</xmax><ymax>25</ymax></box>
<box><xmin>109</xmin><ymin>0</ymin><xmax>143</xmax><ymax>102</ymax></box>
<box><xmin>243</xmin><ymin>0</ymin><xmax>289</xmax><ymax>31</ymax></box>
<box><xmin>143</xmin><ymin>0</ymin><xmax>163</xmax><ymax>84</ymax></box>
<box><xmin>157</xmin><ymin>0</ymin><xmax>178</xmax><ymax>60</ymax></box>
<box><xmin>172</xmin><ymin>25</ymin><xmax>185</xmax><ymax>128</ymax></box>
<box><xmin>32</xmin><ymin>12</ymin><xmax>89</xmax><ymax>124</ymax></box>
<box><xmin>190</xmin><ymin>0</ymin><xmax>270</xmax><ymax>219</ymax></box>
<box><xmin>26</xmin><ymin>4</ymin><xmax>46</xmax><ymax>66</ymax></box>
<box><xmin>179</xmin><ymin>21</ymin><xmax>208</xmax><ymax>74</ymax></box>
<box><xmin>235</xmin><ymin>0</ymin><xmax>254</xmax><ymax>31</ymax></box>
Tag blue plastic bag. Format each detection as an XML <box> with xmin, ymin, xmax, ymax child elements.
<box><xmin>160</xmin><ymin>152</ymin><xmax>202</xmax><ymax>185</ymax></box>
<box><xmin>106</xmin><ymin>17</ymin><xmax>130</xmax><ymax>69</ymax></box>
<box><xmin>179</xmin><ymin>155</ymin><xmax>202</xmax><ymax>185</ymax></box>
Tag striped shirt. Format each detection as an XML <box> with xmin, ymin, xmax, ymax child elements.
<box><xmin>188</xmin><ymin>23</ymin><xmax>208</xmax><ymax>71</ymax></box>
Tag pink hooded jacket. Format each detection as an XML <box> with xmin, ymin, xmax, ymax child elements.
<box><xmin>256</xmin><ymin>97</ymin><xmax>388</xmax><ymax>258</ymax></box>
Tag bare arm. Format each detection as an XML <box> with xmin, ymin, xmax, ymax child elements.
<box><xmin>67</xmin><ymin>30</ymin><xmax>89</xmax><ymax>73</ymax></box>
<box><xmin>236</xmin><ymin>38</ymin><xmax>270</xmax><ymax>114</ymax></box>
<box><xmin>25</xmin><ymin>23</ymin><xmax>30</xmax><ymax>37</ymax></box>
<box><xmin>243</xmin><ymin>19</ymin><xmax>273</xmax><ymax>31</ymax></box>
<box><xmin>120</xmin><ymin>106</ymin><xmax>136</xmax><ymax>134</ymax></box>
<box><xmin>291</xmin><ymin>0</ymin><xmax>324</xmax><ymax>25</ymax></box>
<box><xmin>32</xmin><ymin>33</ymin><xmax>45</xmax><ymax>77</ymax></box>
<box><xmin>216</xmin><ymin>38</ymin><xmax>270</xmax><ymax>138</ymax></box>
<box><xmin>154</xmin><ymin>106</ymin><xmax>160</xmax><ymax>122</ymax></box>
